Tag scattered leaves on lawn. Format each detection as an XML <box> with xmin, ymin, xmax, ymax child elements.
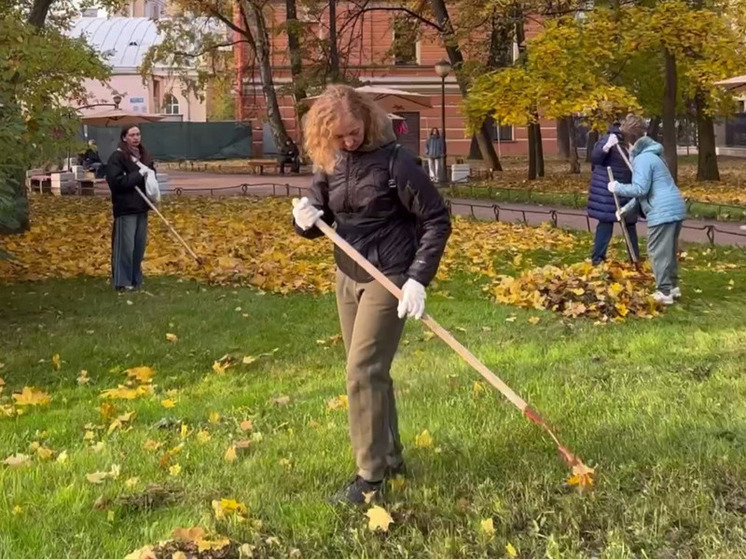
<box><xmin>13</xmin><ymin>386</ymin><xmax>51</xmax><ymax>407</ymax></box>
<box><xmin>366</xmin><ymin>505</ymin><xmax>394</xmax><ymax>532</ymax></box>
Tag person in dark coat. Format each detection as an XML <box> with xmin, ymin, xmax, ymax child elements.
<box><xmin>588</xmin><ymin>123</ymin><xmax>640</xmax><ymax>264</ymax></box>
<box><xmin>105</xmin><ymin>125</ymin><xmax>155</xmax><ymax>291</ymax></box>
<box><xmin>292</xmin><ymin>84</ymin><xmax>451</xmax><ymax>504</ymax></box>
<box><xmin>80</xmin><ymin>140</ymin><xmax>106</xmax><ymax>178</ymax></box>
<box><xmin>278</xmin><ymin>139</ymin><xmax>300</xmax><ymax>174</ymax></box>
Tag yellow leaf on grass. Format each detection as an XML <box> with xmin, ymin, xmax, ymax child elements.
<box><xmin>212</xmin><ymin>361</ymin><xmax>229</xmax><ymax>375</ymax></box>
<box><xmin>480</xmin><ymin>517</ymin><xmax>495</xmax><ymax>536</ymax></box>
<box><xmin>506</xmin><ymin>542</ymin><xmax>518</xmax><ymax>557</ymax></box>
<box><xmin>528</xmin><ymin>316</ymin><xmax>541</xmax><ymax>325</ymax></box>
<box><xmin>173</xmin><ymin>526</ymin><xmax>206</xmax><ymax>542</ymax></box>
<box><xmin>239</xmin><ymin>419</ymin><xmax>253</xmax><ymax>432</ymax></box>
<box><xmin>423</xmin><ymin>331</ymin><xmax>435</xmax><ymax>341</ymax></box>
<box><xmin>12</xmin><ymin>505</ymin><xmax>23</xmax><ymax>516</ymax></box>
<box><xmin>143</xmin><ymin>439</ymin><xmax>163</xmax><ymax>452</ymax></box>
<box><xmin>567</xmin><ymin>461</ymin><xmax>596</xmax><ymax>491</ymax></box>
<box><xmin>124</xmin><ymin>545</ymin><xmax>156</xmax><ymax>559</ymax></box>
<box><xmin>224</xmin><ymin>445</ymin><xmax>237</xmax><ymax>463</ymax></box>
<box><xmin>3</xmin><ymin>454</ymin><xmax>31</xmax><ymax>468</ymax></box>
<box><xmin>197</xmin><ymin>538</ymin><xmax>230</xmax><ymax>553</ymax></box>
<box><xmin>212</xmin><ymin>498</ymin><xmax>248</xmax><ymax>520</ymax></box>
<box><xmin>13</xmin><ymin>387</ymin><xmax>51</xmax><ymax>407</ymax></box>
<box><xmin>242</xmin><ymin>355</ymin><xmax>256</xmax><ymax>365</ymax></box>
<box><xmin>196</xmin><ymin>430</ymin><xmax>211</xmax><ymax>444</ymax></box>
<box><xmin>208</xmin><ymin>411</ymin><xmax>221</xmax><ymax>424</ymax></box>
<box><xmin>125</xmin><ymin>477</ymin><xmax>139</xmax><ymax>489</ymax></box>
<box><xmin>366</xmin><ymin>505</ymin><xmax>393</xmax><ymax>532</ymax></box>
<box><xmin>169</xmin><ymin>464</ymin><xmax>181</xmax><ymax>477</ymax></box>
<box><xmin>36</xmin><ymin>446</ymin><xmax>54</xmax><ymax>461</ymax></box>
<box><xmin>326</xmin><ymin>394</ymin><xmax>349</xmax><ymax>411</ymax></box>
<box><xmin>51</xmin><ymin>354</ymin><xmax>61</xmax><ymax>370</ymax></box>
<box><xmin>85</xmin><ymin>471</ymin><xmax>109</xmax><ymax>484</ymax></box>
<box><xmin>124</xmin><ymin>366</ymin><xmax>155</xmax><ymax>384</ymax></box>
<box><xmin>172</xmin><ymin>552</ymin><xmax>187</xmax><ymax>559</ymax></box>
<box><xmin>100</xmin><ymin>384</ymin><xmax>152</xmax><ymax>400</ymax></box>
<box><xmin>166</xmin><ymin>333</ymin><xmax>178</xmax><ymax>343</ymax></box>
<box><xmin>77</xmin><ymin>370</ymin><xmax>90</xmax><ymax>385</ymax></box>
<box><xmin>415</xmin><ymin>430</ymin><xmax>433</xmax><ymax>448</ymax></box>
<box><xmin>161</xmin><ymin>399</ymin><xmax>176</xmax><ymax>409</ymax></box>
<box><xmin>56</xmin><ymin>450</ymin><xmax>68</xmax><ymax>463</ymax></box>
<box><xmin>99</xmin><ymin>403</ymin><xmax>117</xmax><ymax>420</ymax></box>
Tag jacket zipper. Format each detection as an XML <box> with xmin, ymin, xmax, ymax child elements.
<box><xmin>344</xmin><ymin>151</ymin><xmax>352</xmax><ymax>213</ymax></box>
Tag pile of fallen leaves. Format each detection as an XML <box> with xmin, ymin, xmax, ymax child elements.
<box><xmin>492</xmin><ymin>260</ymin><xmax>660</xmax><ymax>321</ymax></box>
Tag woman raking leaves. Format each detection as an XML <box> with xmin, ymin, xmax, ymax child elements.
<box><xmin>292</xmin><ymin>84</ymin><xmax>452</xmax><ymax>504</ymax></box>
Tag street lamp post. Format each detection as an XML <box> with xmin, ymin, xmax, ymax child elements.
<box><xmin>434</xmin><ymin>58</ymin><xmax>452</xmax><ymax>184</ymax></box>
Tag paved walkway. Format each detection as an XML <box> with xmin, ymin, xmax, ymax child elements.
<box><xmin>160</xmin><ymin>171</ymin><xmax>746</xmax><ymax>247</ymax></box>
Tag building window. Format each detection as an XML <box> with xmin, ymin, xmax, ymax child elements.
<box><xmin>393</xmin><ymin>17</ymin><xmax>418</xmax><ymax>66</ymax></box>
<box><xmin>486</xmin><ymin>116</ymin><xmax>513</xmax><ymax>141</ymax></box>
<box><xmin>163</xmin><ymin>93</ymin><xmax>180</xmax><ymax>115</ymax></box>
<box><xmin>739</xmin><ymin>100</ymin><xmax>745</xmax><ymax>113</ymax></box>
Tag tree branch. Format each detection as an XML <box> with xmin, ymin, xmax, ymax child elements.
<box><xmin>171</xmin><ymin>39</ymin><xmax>251</xmax><ymax>59</ymax></box>
<box><xmin>349</xmin><ymin>6</ymin><xmax>443</xmax><ymax>33</ymax></box>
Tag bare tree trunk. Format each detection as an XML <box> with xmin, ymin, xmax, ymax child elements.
<box><xmin>695</xmin><ymin>91</ymin><xmax>719</xmax><ymax>181</ymax></box>
<box><xmin>567</xmin><ymin>116</ymin><xmax>580</xmax><ymax>173</ymax></box>
<box><xmin>535</xmin><ymin>121</ymin><xmax>545</xmax><ymax>177</ymax></box>
<box><xmin>286</xmin><ymin>0</ymin><xmax>306</xmax><ymax>104</ymax></box>
<box><xmin>329</xmin><ymin>0</ymin><xmax>340</xmax><ymax>82</ymax></box>
<box><xmin>586</xmin><ymin>129</ymin><xmax>599</xmax><ymax>163</ymax></box>
<box><xmin>243</xmin><ymin>1</ymin><xmax>290</xmax><ymax>151</ymax></box>
<box><xmin>557</xmin><ymin>118</ymin><xmax>571</xmax><ymax>159</ymax></box>
<box><xmin>429</xmin><ymin>0</ymin><xmax>501</xmax><ymax>171</ymax></box>
<box><xmin>528</xmin><ymin>124</ymin><xmax>537</xmax><ymax>180</ymax></box>
<box><xmin>662</xmin><ymin>49</ymin><xmax>678</xmax><ymax>182</ymax></box>
<box><xmin>28</xmin><ymin>0</ymin><xmax>54</xmax><ymax>27</ymax></box>
<box><xmin>648</xmin><ymin>117</ymin><xmax>661</xmax><ymax>141</ymax></box>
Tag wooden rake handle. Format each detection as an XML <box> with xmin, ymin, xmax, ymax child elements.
<box><xmin>135</xmin><ymin>189</ymin><xmax>202</xmax><ymax>265</ymax></box>
<box><xmin>294</xmin><ymin>199</ymin><xmax>580</xmax><ymax>465</ymax></box>
<box><xmin>606</xmin><ymin>167</ymin><xmax>639</xmax><ymax>265</ymax></box>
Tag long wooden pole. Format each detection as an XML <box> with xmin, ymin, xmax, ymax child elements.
<box><xmin>606</xmin><ymin>166</ymin><xmax>638</xmax><ymax>265</ymax></box>
<box><xmin>296</xmin><ymin>200</ymin><xmax>586</xmax><ymax>470</ymax></box>
<box><xmin>135</xmin><ymin>189</ymin><xmax>202</xmax><ymax>265</ymax></box>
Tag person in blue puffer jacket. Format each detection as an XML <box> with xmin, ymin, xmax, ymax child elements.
<box><xmin>588</xmin><ymin>122</ymin><xmax>640</xmax><ymax>265</ymax></box>
<box><xmin>608</xmin><ymin>114</ymin><xmax>687</xmax><ymax>306</ymax></box>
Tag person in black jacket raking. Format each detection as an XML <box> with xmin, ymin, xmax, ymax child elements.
<box><xmin>105</xmin><ymin>125</ymin><xmax>156</xmax><ymax>291</ymax></box>
<box><xmin>292</xmin><ymin>84</ymin><xmax>452</xmax><ymax>504</ymax></box>
<box><xmin>587</xmin><ymin>123</ymin><xmax>640</xmax><ymax>264</ymax></box>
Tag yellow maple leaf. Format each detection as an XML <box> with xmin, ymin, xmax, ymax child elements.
<box><xmin>208</xmin><ymin>411</ymin><xmax>221</xmax><ymax>424</ymax></box>
<box><xmin>197</xmin><ymin>538</ymin><xmax>230</xmax><ymax>553</ymax></box>
<box><xmin>13</xmin><ymin>386</ymin><xmax>51</xmax><ymax>407</ymax></box>
<box><xmin>528</xmin><ymin>316</ymin><xmax>541</xmax><ymax>325</ymax></box>
<box><xmin>161</xmin><ymin>399</ymin><xmax>176</xmax><ymax>409</ymax></box>
<box><xmin>242</xmin><ymin>355</ymin><xmax>256</xmax><ymax>365</ymax></box>
<box><xmin>165</xmin><ymin>333</ymin><xmax>178</xmax><ymax>343</ymax></box>
<box><xmin>173</xmin><ymin>526</ymin><xmax>206</xmax><ymax>542</ymax></box>
<box><xmin>56</xmin><ymin>450</ymin><xmax>68</xmax><ymax>463</ymax></box>
<box><xmin>212</xmin><ymin>361</ymin><xmax>228</xmax><ymax>375</ymax></box>
<box><xmin>326</xmin><ymin>394</ymin><xmax>349</xmax><ymax>411</ymax></box>
<box><xmin>506</xmin><ymin>542</ymin><xmax>518</xmax><ymax>557</ymax></box>
<box><xmin>99</xmin><ymin>403</ymin><xmax>117</xmax><ymax>420</ymax></box>
<box><xmin>12</xmin><ymin>505</ymin><xmax>23</xmax><ymax>516</ymax></box>
<box><xmin>51</xmin><ymin>354</ymin><xmax>61</xmax><ymax>370</ymax></box>
<box><xmin>143</xmin><ymin>439</ymin><xmax>163</xmax><ymax>451</ymax></box>
<box><xmin>480</xmin><ymin>517</ymin><xmax>495</xmax><ymax>536</ymax></box>
<box><xmin>125</xmin><ymin>477</ymin><xmax>139</xmax><ymax>489</ymax></box>
<box><xmin>196</xmin><ymin>430</ymin><xmax>211</xmax><ymax>444</ymax></box>
<box><xmin>415</xmin><ymin>430</ymin><xmax>433</xmax><ymax>448</ymax></box>
<box><xmin>36</xmin><ymin>446</ymin><xmax>54</xmax><ymax>461</ymax></box>
<box><xmin>224</xmin><ymin>445</ymin><xmax>237</xmax><ymax>463</ymax></box>
<box><xmin>3</xmin><ymin>453</ymin><xmax>31</xmax><ymax>468</ymax></box>
<box><xmin>77</xmin><ymin>370</ymin><xmax>90</xmax><ymax>385</ymax></box>
<box><xmin>85</xmin><ymin>471</ymin><xmax>109</xmax><ymax>484</ymax></box>
<box><xmin>124</xmin><ymin>366</ymin><xmax>155</xmax><ymax>384</ymax></box>
<box><xmin>366</xmin><ymin>505</ymin><xmax>393</xmax><ymax>532</ymax></box>
<box><xmin>169</xmin><ymin>464</ymin><xmax>181</xmax><ymax>477</ymax></box>
<box><xmin>567</xmin><ymin>461</ymin><xmax>596</xmax><ymax>491</ymax></box>
<box><xmin>100</xmin><ymin>384</ymin><xmax>152</xmax><ymax>400</ymax></box>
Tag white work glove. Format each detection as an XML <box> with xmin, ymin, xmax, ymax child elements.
<box><xmin>292</xmin><ymin>197</ymin><xmax>323</xmax><ymax>231</ymax></box>
<box><xmin>615</xmin><ymin>209</ymin><xmax>626</xmax><ymax>222</ymax></box>
<box><xmin>602</xmin><ymin>134</ymin><xmax>619</xmax><ymax>153</ymax></box>
<box><xmin>139</xmin><ymin>167</ymin><xmax>150</xmax><ymax>177</ymax></box>
<box><xmin>397</xmin><ymin>279</ymin><xmax>426</xmax><ymax>320</ymax></box>
<box><xmin>607</xmin><ymin>181</ymin><xmax>618</xmax><ymax>193</ymax></box>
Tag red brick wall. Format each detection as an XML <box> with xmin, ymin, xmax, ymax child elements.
<box><xmin>235</xmin><ymin>2</ymin><xmax>557</xmax><ymax>159</ymax></box>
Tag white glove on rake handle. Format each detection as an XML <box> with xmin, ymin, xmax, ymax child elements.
<box><xmin>397</xmin><ymin>278</ymin><xmax>426</xmax><ymax>319</ymax></box>
<box><xmin>290</xmin><ymin>197</ymin><xmax>592</xmax><ymax>482</ymax></box>
<box><xmin>292</xmin><ymin>197</ymin><xmax>324</xmax><ymax>231</ymax></box>
<box><xmin>602</xmin><ymin>134</ymin><xmax>619</xmax><ymax>153</ymax></box>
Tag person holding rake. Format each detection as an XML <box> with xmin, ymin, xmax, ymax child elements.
<box><xmin>291</xmin><ymin>84</ymin><xmax>451</xmax><ymax>504</ymax></box>
<box><xmin>607</xmin><ymin>114</ymin><xmax>687</xmax><ymax>305</ymax></box>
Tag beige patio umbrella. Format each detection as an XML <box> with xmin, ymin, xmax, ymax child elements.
<box><xmin>303</xmin><ymin>86</ymin><xmax>433</xmax><ymax>112</ymax></box>
<box><xmin>80</xmin><ymin>108</ymin><xmax>164</xmax><ymax>127</ymax></box>
<box><xmin>714</xmin><ymin>75</ymin><xmax>746</xmax><ymax>93</ymax></box>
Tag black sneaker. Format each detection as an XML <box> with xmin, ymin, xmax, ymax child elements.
<box><xmin>328</xmin><ymin>476</ymin><xmax>383</xmax><ymax>505</ymax></box>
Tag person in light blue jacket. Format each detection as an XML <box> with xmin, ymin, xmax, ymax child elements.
<box><xmin>607</xmin><ymin>114</ymin><xmax>687</xmax><ymax>305</ymax></box>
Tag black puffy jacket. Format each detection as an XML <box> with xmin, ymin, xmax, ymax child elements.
<box><xmin>295</xmin><ymin>142</ymin><xmax>451</xmax><ymax>286</ymax></box>
<box><xmin>105</xmin><ymin>149</ymin><xmax>155</xmax><ymax>218</ymax></box>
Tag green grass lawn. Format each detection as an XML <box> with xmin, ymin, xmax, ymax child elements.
<box><xmin>2</xmin><ymin>220</ymin><xmax>746</xmax><ymax>557</ymax></box>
